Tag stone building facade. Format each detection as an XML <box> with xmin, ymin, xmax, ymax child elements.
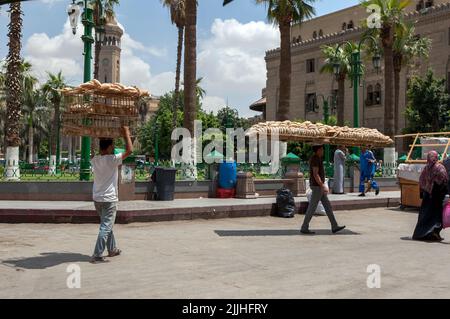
<box><xmin>262</xmin><ymin>0</ymin><xmax>450</xmax><ymax>138</ymax></box>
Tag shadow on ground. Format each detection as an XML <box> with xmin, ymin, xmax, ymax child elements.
<box><xmin>2</xmin><ymin>252</ymin><xmax>91</xmax><ymax>269</ymax></box>
<box><xmin>388</xmin><ymin>207</ymin><xmax>419</xmax><ymax>214</ymax></box>
<box><xmin>400</xmin><ymin>237</ymin><xmax>450</xmax><ymax>245</ymax></box>
<box><xmin>215</xmin><ymin>229</ymin><xmax>360</xmax><ymax>237</ymax></box>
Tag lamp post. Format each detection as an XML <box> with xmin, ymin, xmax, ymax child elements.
<box><xmin>316</xmin><ymin>94</ymin><xmax>336</xmax><ymax>165</ymax></box>
<box><xmin>332</xmin><ymin>36</ymin><xmax>381</xmax><ymax>155</ymax></box>
<box><xmin>154</xmin><ymin>122</ymin><xmax>160</xmax><ymax>166</ymax></box>
<box><xmin>68</xmin><ymin>0</ymin><xmax>103</xmax><ymax>181</ymax></box>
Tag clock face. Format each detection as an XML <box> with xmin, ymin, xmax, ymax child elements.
<box><xmin>102</xmin><ymin>58</ymin><xmax>109</xmax><ymax>67</ymax></box>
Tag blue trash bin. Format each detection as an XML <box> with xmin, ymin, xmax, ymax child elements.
<box><xmin>219</xmin><ymin>161</ymin><xmax>237</xmax><ymax>189</ymax></box>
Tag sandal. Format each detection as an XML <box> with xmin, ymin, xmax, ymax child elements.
<box><xmin>108</xmin><ymin>248</ymin><xmax>122</xmax><ymax>257</ymax></box>
<box><xmin>90</xmin><ymin>256</ymin><xmax>109</xmax><ymax>264</ymax></box>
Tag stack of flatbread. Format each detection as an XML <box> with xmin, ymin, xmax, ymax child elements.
<box><xmin>247</xmin><ymin>121</ymin><xmax>394</xmax><ymax>147</ymax></box>
<box><xmin>61</xmin><ymin>80</ymin><xmax>147</xmax><ymax>138</ymax></box>
<box><xmin>60</xmin><ymin>79</ymin><xmax>150</xmax><ymax>98</ymax></box>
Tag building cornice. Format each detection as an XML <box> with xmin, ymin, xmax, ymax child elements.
<box><xmin>265</xmin><ymin>2</ymin><xmax>450</xmax><ymax>60</ymax></box>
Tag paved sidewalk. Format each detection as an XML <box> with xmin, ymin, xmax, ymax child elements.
<box><xmin>0</xmin><ymin>191</ymin><xmax>400</xmax><ymax>223</ymax></box>
<box><xmin>0</xmin><ymin>207</ymin><xmax>448</xmax><ymax>299</ymax></box>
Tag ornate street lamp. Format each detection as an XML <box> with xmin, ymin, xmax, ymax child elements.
<box><xmin>316</xmin><ymin>94</ymin><xmax>337</xmax><ymax>165</ymax></box>
<box><xmin>67</xmin><ymin>0</ymin><xmax>100</xmax><ymax>181</ymax></box>
<box><xmin>333</xmin><ymin>35</ymin><xmax>381</xmax><ymax>155</ymax></box>
<box><xmin>372</xmin><ymin>52</ymin><xmax>382</xmax><ymax>72</ymax></box>
<box><xmin>67</xmin><ymin>1</ymin><xmax>81</xmax><ymax>35</ymax></box>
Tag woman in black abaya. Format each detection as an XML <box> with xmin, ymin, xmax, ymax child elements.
<box><xmin>413</xmin><ymin>151</ymin><xmax>448</xmax><ymax>242</ymax></box>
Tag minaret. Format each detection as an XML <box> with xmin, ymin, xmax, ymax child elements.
<box><xmin>98</xmin><ymin>16</ymin><xmax>123</xmax><ymax>83</ymax></box>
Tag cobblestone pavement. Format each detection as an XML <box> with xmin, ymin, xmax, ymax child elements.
<box><xmin>1</xmin><ymin>206</ymin><xmax>448</xmax><ymax>299</ymax></box>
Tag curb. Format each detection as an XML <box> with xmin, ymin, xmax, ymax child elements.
<box><xmin>0</xmin><ymin>197</ymin><xmax>401</xmax><ymax>224</ymax></box>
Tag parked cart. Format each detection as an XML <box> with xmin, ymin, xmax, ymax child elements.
<box><xmin>395</xmin><ymin>132</ymin><xmax>450</xmax><ymax>209</ymax></box>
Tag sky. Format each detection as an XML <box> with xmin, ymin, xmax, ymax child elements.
<box><xmin>0</xmin><ymin>0</ymin><xmax>360</xmax><ymax>117</ymax></box>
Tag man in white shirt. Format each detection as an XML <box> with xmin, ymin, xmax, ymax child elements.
<box><xmin>90</xmin><ymin>126</ymin><xmax>133</xmax><ymax>264</ymax></box>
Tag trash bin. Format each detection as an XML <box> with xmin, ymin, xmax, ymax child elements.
<box><xmin>152</xmin><ymin>167</ymin><xmax>177</xmax><ymax>201</ymax></box>
<box><xmin>276</xmin><ymin>187</ymin><xmax>296</xmax><ymax>218</ymax></box>
<box><xmin>219</xmin><ymin>161</ymin><xmax>237</xmax><ymax>189</ymax></box>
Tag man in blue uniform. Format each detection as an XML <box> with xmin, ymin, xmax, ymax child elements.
<box><xmin>359</xmin><ymin>146</ymin><xmax>380</xmax><ymax>197</ymax></box>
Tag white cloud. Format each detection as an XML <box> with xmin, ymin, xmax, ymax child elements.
<box><xmin>24</xmin><ymin>20</ymin><xmax>83</xmax><ymax>84</ymax></box>
<box><xmin>24</xmin><ymin>18</ymin><xmax>174</xmax><ymax>97</ymax></box>
<box><xmin>202</xmin><ymin>96</ymin><xmax>227</xmax><ymax>114</ymax></box>
<box><xmin>39</xmin><ymin>0</ymin><xmax>64</xmax><ymax>4</ymax></box>
<box><xmin>120</xmin><ymin>30</ymin><xmax>167</xmax><ymax>58</ymax></box>
<box><xmin>23</xmin><ymin>17</ymin><xmax>280</xmax><ymax>119</ymax></box>
<box><xmin>198</xmin><ymin>19</ymin><xmax>279</xmax><ymax>117</ymax></box>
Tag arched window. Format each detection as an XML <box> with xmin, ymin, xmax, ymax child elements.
<box><xmin>306</xmin><ymin>93</ymin><xmax>317</xmax><ymax>112</ymax></box>
<box><xmin>342</xmin><ymin>22</ymin><xmax>347</xmax><ymax>31</ymax></box>
<box><xmin>348</xmin><ymin>20</ymin><xmax>354</xmax><ymax>29</ymax></box>
<box><xmin>112</xmin><ymin>37</ymin><xmax>116</xmax><ymax>46</ymax></box>
<box><xmin>374</xmin><ymin>84</ymin><xmax>382</xmax><ymax>105</ymax></box>
<box><xmin>313</xmin><ymin>31</ymin><xmax>317</xmax><ymax>39</ymax></box>
<box><xmin>366</xmin><ymin>85</ymin><xmax>374</xmax><ymax>106</ymax></box>
<box><xmin>319</xmin><ymin>29</ymin><xmax>323</xmax><ymax>37</ymax></box>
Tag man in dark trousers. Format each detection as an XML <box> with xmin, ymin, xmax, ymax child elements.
<box><xmin>90</xmin><ymin>126</ymin><xmax>133</xmax><ymax>263</ymax></box>
<box><xmin>301</xmin><ymin>144</ymin><xmax>346</xmax><ymax>235</ymax></box>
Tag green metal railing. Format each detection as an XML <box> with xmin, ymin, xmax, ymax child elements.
<box><xmin>0</xmin><ymin>160</ymin><xmax>397</xmax><ymax>182</ymax></box>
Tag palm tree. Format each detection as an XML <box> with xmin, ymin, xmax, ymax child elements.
<box><xmin>20</xmin><ymin>62</ymin><xmax>38</xmax><ymax>164</ymax></box>
<box><xmin>4</xmin><ymin>2</ymin><xmax>23</xmax><ymax>180</ymax></box>
<box><xmin>1</xmin><ymin>60</ymin><xmax>35</xmax><ymax>157</ymax></box>
<box><xmin>42</xmin><ymin>71</ymin><xmax>67</xmax><ymax>173</ymax></box>
<box><xmin>195</xmin><ymin>77</ymin><xmax>206</xmax><ymax>101</ymax></box>
<box><xmin>392</xmin><ymin>22</ymin><xmax>431</xmax><ymax>135</ymax></box>
<box><xmin>225</xmin><ymin>0</ymin><xmax>316</xmax><ymax>121</ymax></box>
<box><xmin>320</xmin><ymin>43</ymin><xmax>357</xmax><ymax>126</ymax></box>
<box><xmin>162</xmin><ymin>0</ymin><xmax>186</xmax><ymax>132</ymax></box>
<box><xmin>93</xmin><ymin>0</ymin><xmax>120</xmax><ymax>81</ymax></box>
<box><xmin>183</xmin><ymin>0</ymin><xmax>197</xmax><ymax>135</ymax></box>
<box><xmin>362</xmin><ymin>0</ymin><xmax>411</xmax><ymax>137</ymax></box>
<box><xmin>22</xmin><ymin>89</ymin><xmax>45</xmax><ymax>164</ymax></box>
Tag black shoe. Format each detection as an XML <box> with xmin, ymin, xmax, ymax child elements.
<box><xmin>375</xmin><ymin>189</ymin><xmax>380</xmax><ymax>196</ymax></box>
<box><xmin>332</xmin><ymin>226</ymin><xmax>346</xmax><ymax>234</ymax></box>
<box><xmin>300</xmin><ymin>229</ymin><xmax>316</xmax><ymax>235</ymax></box>
<box><xmin>358</xmin><ymin>193</ymin><xmax>366</xmax><ymax>197</ymax></box>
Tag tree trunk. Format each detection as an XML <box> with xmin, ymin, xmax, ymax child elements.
<box><xmin>51</xmin><ymin>101</ymin><xmax>58</xmax><ymax>156</ymax></box>
<box><xmin>49</xmin><ymin>100</ymin><xmax>60</xmax><ymax>174</ymax></box>
<box><xmin>5</xmin><ymin>3</ymin><xmax>23</xmax><ymax>180</ymax></box>
<box><xmin>72</xmin><ymin>136</ymin><xmax>76</xmax><ymax>162</ymax></box>
<box><xmin>93</xmin><ymin>4</ymin><xmax>101</xmax><ymax>82</ymax></box>
<box><xmin>173</xmin><ymin>26</ymin><xmax>184</xmax><ymax>131</ymax></box>
<box><xmin>5</xmin><ymin>3</ymin><xmax>22</xmax><ymax>149</ymax></box>
<box><xmin>68</xmin><ymin>136</ymin><xmax>73</xmax><ymax>163</ymax></box>
<box><xmin>382</xmin><ymin>25</ymin><xmax>395</xmax><ymax>137</ymax></box>
<box><xmin>28</xmin><ymin>117</ymin><xmax>33</xmax><ymax>164</ymax></box>
<box><xmin>337</xmin><ymin>75</ymin><xmax>346</xmax><ymax>126</ymax></box>
<box><xmin>94</xmin><ymin>39</ymin><xmax>101</xmax><ymax>81</ymax></box>
<box><xmin>277</xmin><ymin>19</ymin><xmax>292</xmax><ymax>121</ymax></box>
<box><xmin>183</xmin><ymin>0</ymin><xmax>197</xmax><ymax>135</ymax></box>
<box><xmin>393</xmin><ymin>52</ymin><xmax>403</xmax><ymax>136</ymax></box>
<box><xmin>393</xmin><ymin>69</ymin><xmax>400</xmax><ymax>136</ymax></box>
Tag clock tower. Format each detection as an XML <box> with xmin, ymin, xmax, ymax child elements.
<box><xmin>98</xmin><ymin>16</ymin><xmax>123</xmax><ymax>83</ymax></box>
